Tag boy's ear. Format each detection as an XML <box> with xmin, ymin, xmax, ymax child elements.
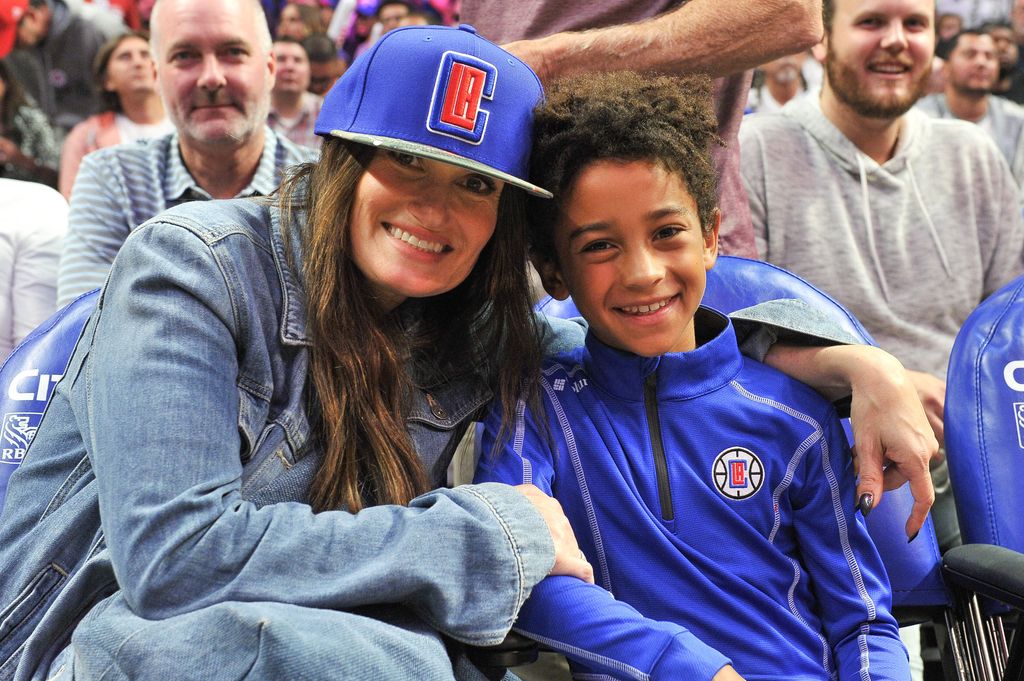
<box><xmin>530</xmin><ymin>252</ymin><xmax>571</xmax><ymax>301</ymax></box>
<box><xmin>704</xmin><ymin>209</ymin><xmax>721</xmax><ymax>272</ymax></box>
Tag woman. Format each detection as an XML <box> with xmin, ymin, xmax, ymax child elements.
<box><xmin>58</xmin><ymin>32</ymin><xmax>172</xmax><ymax>199</ymax></box>
<box><xmin>276</xmin><ymin>1</ymin><xmax>325</xmax><ymax>40</ymax></box>
<box><xmin>0</xmin><ymin>59</ymin><xmax>59</xmax><ymax>187</ymax></box>
<box><xmin>0</xmin><ymin>25</ymin><xmax>933</xmax><ymax>681</ymax></box>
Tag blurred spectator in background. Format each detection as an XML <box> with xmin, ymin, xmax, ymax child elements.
<box><xmin>938</xmin><ymin>11</ymin><xmax>964</xmax><ymax>41</ymax></box>
<box><xmin>399</xmin><ymin>7</ymin><xmax>430</xmax><ymax>25</ymax></box>
<box><xmin>938</xmin><ymin>0</ymin><xmax>1014</xmax><ymax>27</ymax></box>
<box><xmin>918</xmin><ymin>29</ymin><xmax>1024</xmax><ymax>193</ymax></box>
<box><xmin>59</xmin><ymin>31</ymin><xmax>172</xmax><ymax>198</ymax></box>
<box><xmin>268</xmin><ymin>36</ymin><xmax>320</xmax><ymax>147</ymax></box>
<box><xmin>91</xmin><ymin>0</ymin><xmax>140</xmax><ymax>29</ymax></box>
<box><xmin>2</xmin><ymin>0</ymin><xmax>123</xmax><ymax>136</ymax></box>
<box><xmin>983</xmin><ymin>20</ymin><xmax>1024</xmax><ymax>98</ymax></box>
<box><xmin>316</xmin><ymin>0</ymin><xmax>333</xmax><ymax>32</ymax></box>
<box><xmin>337</xmin><ymin>1</ymin><xmax>374</xmax><ymax>63</ymax></box>
<box><xmin>0</xmin><ymin>59</ymin><xmax>58</xmax><ymax>185</ymax></box>
<box><xmin>277</xmin><ymin>1</ymin><xmax>323</xmax><ymax>40</ymax></box>
<box><xmin>301</xmin><ymin>32</ymin><xmax>344</xmax><ymax>94</ymax></box>
<box><xmin>375</xmin><ymin>0</ymin><xmax>409</xmax><ymax>31</ymax></box>
<box><xmin>747</xmin><ymin>51</ymin><xmax>808</xmax><ymax>114</ymax></box>
<box><xmin>352</xmin><ymin>0</ymin><xmax>410</xmax><ymax>57</ymax></box>
<box><xmin>0</xmin><ymin>178</ymin><xmax>66</xmax><ymax>359</ymax></box>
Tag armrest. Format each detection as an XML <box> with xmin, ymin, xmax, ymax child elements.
<box><xmin>942</xmin><ymin>544</ymin><xmax>1024</xmax><ymax>611</ymax></box>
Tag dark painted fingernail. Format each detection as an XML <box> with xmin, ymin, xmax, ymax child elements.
<box><xmin>857</xmin><ymin>493</ymin><xmax>874</xmax><ymax>517</ymax></box>
<box><xmin>908</xmin><ymin>531</ymin><xmax>920</xmax><ymax>543</ymax></box>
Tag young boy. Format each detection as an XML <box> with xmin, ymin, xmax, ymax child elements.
<box><xmin>474</xmin><ymin>72</ymin><xmax>910</xmax><ymax>681</ymax></box>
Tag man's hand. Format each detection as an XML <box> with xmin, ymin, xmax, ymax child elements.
<box><xmin>515</xmin><ymin>484</ymin><xmax>594</xmax><ymax>583</ymax></box>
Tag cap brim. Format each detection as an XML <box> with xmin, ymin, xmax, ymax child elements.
<box><xmin>324</xmin><ymin>130</ymin><xmax>553</xmax><ymax>199</ymax></box>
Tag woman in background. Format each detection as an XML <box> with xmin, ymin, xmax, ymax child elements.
<box><xmin>0</xmin><ymin>59</ymin><xmax>58</xmax><ymax>187</ymax></box>
<box><xmin>59</xmin><ymin>32</ymin><xmax>172</xmax><ymax>199</ymax></box>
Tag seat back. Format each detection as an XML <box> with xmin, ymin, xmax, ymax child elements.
<box><xmin>945</xmin><ymin>273</ymin><xmax>1024</xmax><ymax>554</ymax></box>
<box><xmin>941</xmin><ymin>274</ymin><xmax>1024</xmax><ymax>679</ymax></box>
<box><xmin>0</xmin><ymin>289</ymin><xmax>99</xmax><ymax>509</ymax></box>
<box><xmin>703</xmin><ymin>256</ymin><xmax>877</xmax><ymax>344</ymax></box>
<box><xmin>537</xmin><ymin>255</ymin><xmax>948</xmax><ymax>611</ymax></box>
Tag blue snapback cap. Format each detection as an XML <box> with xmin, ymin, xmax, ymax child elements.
<box><xmin>315</xmin><ymin>24</ymin><xmax>552</xmax><ymax>198</ymax></box>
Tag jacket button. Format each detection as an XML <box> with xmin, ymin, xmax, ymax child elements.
<box><xmin>426</xmin><ymin>393</ymin><xmax>448</xmax><ymax>420</ymax></box>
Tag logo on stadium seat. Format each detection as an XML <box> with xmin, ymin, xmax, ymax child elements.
<box><xmin>1015</xmin><ymin>402</ymin><xmax>1024</xmax><ymax>449</ymax></box>
<box><xmin>712</xmin><ymin>447</ymin><xmax>764</xmax><ymax>500</ymax></box>
<box><xmin>1</xmin><ymin>412</ymin><xmax>42</xmax><ymax>465</ymax></box>
<box><xmin>427</xmin><ymin>51</ymin><xmax>496</xmax><ymax>144</ymax></box>
<box><xmin>1005</xmin><ymin>361</ymin><xmax>1024</xmax><ymax>391</ymax></box>
<box><xmin>6</xmin><ymin>369</ymin><xmax>63</xmax><ymax>402</ymax></box>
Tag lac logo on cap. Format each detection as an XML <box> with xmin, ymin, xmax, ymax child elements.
<box><xmin>428</xmin><ymin>51</ymin><xmax>495</xmax><ymax>145</ymax></box>
<box><xmin>315</xmin><ymin>24</ymin><xmax>552</xmax><ymax>198</ymax></box>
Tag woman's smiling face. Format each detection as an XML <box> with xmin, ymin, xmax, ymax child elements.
<box><xmin>348</xmin><ymin>150</ymin><xmax>505</xmax><ymax>311</ymax></box>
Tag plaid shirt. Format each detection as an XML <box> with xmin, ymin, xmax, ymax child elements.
<box><xmin>268</xmin><ymin>92</ymin><xmax>324</xmax><ymax>150</ymax></box>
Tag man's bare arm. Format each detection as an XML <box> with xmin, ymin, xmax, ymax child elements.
<box><xmin>763</xmin><ymin>344</ymin><xmax>937</xmax><ymax>540</ymax></box>
<box><xmin>502</xmin><ymin>0</ymin><xmax>823</xmax><ymax>83</ymax></box>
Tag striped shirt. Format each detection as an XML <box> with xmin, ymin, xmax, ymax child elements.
<box><xmin>57</xmin><ymin>127</ymin><xmax>316</xmax><ymax>306</ymax></box>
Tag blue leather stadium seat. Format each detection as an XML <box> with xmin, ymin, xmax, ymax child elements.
<box><xmin>944</xmin><ymin>273</ymin><xmax>1024</xmax><ymax>680</ymax></box>
<box><xmin>0</xmin><ymin>290</ymin><xmax>98</xmax><ymax>509</ymax></box>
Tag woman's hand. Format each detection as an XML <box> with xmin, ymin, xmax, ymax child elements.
<box><xmin>846</xmin><ymin>350</ymin><xmax>938</xmax><ymax>537</ymax></box>
<box><xmin>712</xmin><ymin>665</ymin><xmax>746</xmax><ymax>681</ymax></box>
<box><xmin>763</xmin><ymin>344</ymin><xmax>938</xmax><ymax>539</ymax></box>
<box><xmin>515</xmin><ymin>484</ymin><xmax>594</xmax><ymax>584</ymax></box>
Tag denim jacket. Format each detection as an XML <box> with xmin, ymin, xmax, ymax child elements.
<box><xmin>0</xmin><ymin>197</ymin><xmax>555</xmax><ymax>680</ymax></box>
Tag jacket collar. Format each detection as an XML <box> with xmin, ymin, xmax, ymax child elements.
<box><xmin>268</xmin><ymin>191</ymin><xmax>310</xmax><ymax>346</ymax></box>
<box><xmin>582</xmin><ymin>307</ymin><xmax>743</xmax><ymax>402</ymax></box>
<box><xmin>164</xmin><ymin>127</ymin><xmax>284</xmax><ymax>202</ymax></box>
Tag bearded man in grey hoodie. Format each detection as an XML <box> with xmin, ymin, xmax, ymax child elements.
<box><xmin>740</xmin><ymin>0</ymin><xmax>1024</xmax><ymax>553</ymax></box>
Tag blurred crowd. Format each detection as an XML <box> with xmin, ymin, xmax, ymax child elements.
<box><xmin>0</xmin><ymin>0</ymin><xmax>455</xmax><ymax>194</ymax></box>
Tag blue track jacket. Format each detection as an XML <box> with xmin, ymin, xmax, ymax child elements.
<box><xmin>476</xmin><ymin>309</ymin><xmax>909</xmax><ymax>681</ymax></box>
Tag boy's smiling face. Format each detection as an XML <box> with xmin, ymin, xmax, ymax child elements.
<box><xmin>537</xmin><ymin>159</ymin><xmax>719</xmax><ymax>357</ymax></box>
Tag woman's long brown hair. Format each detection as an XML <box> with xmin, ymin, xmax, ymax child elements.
<box><xmin>279</xmin><ymin>139</ymin><xmax>541</xmax><ymax>513</ymax></box>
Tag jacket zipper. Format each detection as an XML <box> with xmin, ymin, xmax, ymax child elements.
<box><xmin>643</xmin><ymin>372</ymin><xmax>674</xmax><ymax>521</ymax></box>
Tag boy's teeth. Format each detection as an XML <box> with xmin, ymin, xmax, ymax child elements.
<box><xmin>388</xmin><ymin>225</ymin><xmax>445</xmax><ymax>253</ymax></box>
<box><xmin>622</xmin><ymin>298</ymin><xmax>670</xmax><ymax>314</ymax></box>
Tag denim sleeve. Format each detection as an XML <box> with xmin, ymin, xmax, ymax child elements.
<box><xmin>475</xmin><ymin>398</ymin><xmax>732</xmax><ymax>681</ymax></box>
<box><xmin>58</xmin><ymin>151</ymin><xmax>133</xmax><ymax>307</ymax></box>
<box><xmin>792</xmin><ymin>414</ymin><xmax>910</xmax><ymax>681</ymax></box>
<box><xmin>78</xmin><ymin>220</ymin><xmax>554</xmax><ymax>646</ymax></box>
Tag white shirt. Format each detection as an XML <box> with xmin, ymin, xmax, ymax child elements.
<box><xmin>0</xmin><ymin>180</ymin><xmax>69</xmax><ymax>360</ymax></box>
<box><xmin>113</xmin><ymin>113</ymin><xmax>175</xmax><ymax>145</ymax></box>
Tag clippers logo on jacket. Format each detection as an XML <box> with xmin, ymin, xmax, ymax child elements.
<box><xmin>712</xmin><ymin>447</ymin><xmax>764</xmax><ymax>500</ymax></box>
<box><xmin>428</xmin><ymin>52</ymin><xmax>496</xmax><ymax>144</ymax></box>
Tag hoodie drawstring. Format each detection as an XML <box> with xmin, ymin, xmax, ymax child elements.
<box><xmin>907</xmin><ymin>158</ymin><xmax>955</xmax><ymax>280</ymax></box>
<box><xmin>856</xmin><ymin>153</ymin><xmax>894</xmax><ymax>303</ymax></box>
<box><xmin>855</xmin><ymin>155</ymin><xmax>955</xmax><ymax>304</ymax></box>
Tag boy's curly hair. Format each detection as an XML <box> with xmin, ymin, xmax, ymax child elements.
<box><xmin>528</xmin><ymin>71</ymin><xmax>722</xmax><ymax>264</ymax></box>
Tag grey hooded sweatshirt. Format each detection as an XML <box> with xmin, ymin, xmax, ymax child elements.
<box><xmin>740</xmin><ymin>96</ymin><xmax>1024</xmax><ymax>379</ymax></box>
